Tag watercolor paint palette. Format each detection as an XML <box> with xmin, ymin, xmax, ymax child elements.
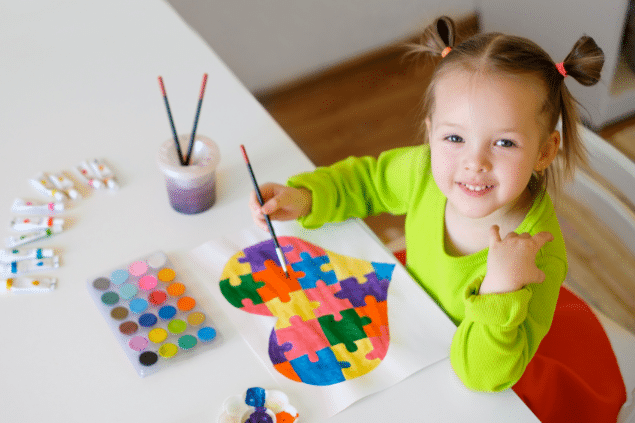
<box><xmin>87</xmin><ymin>251</ymin><xmax>217</xmax><ymax>377</ymax></box>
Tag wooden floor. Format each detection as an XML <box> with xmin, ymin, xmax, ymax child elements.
<box><xmin>256</xmin><ymin>16</ymin><xmax>635</xmax><ymax>334</ymax></box>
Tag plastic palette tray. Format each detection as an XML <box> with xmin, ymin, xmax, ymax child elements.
<box><xmin>87</xmin><ymin>250</ymin><xmax>217</xmax><ymax>377</ymax></box>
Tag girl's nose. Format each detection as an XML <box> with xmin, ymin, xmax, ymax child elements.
<box><xmin>463</xmin><ymin>150</ymin><xmax>491</xmax><ymax>173</ymax></box>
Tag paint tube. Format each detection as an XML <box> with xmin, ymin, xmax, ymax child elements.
<box><xmin>2</xmin><ymin>276</ymin><xmax>57</xmax><ymax>294</ymax></box>
<box><xmin>11</xmin><ymin>198</ymin><xmax>65</xmax><ymax>214</ymax></box>
<box><xmin>75</xmin><ymin>161</ymin><xmax>103</xmax><ymax>189</ymax></box>
<box><xmin>5</xmin><ymin>227</ymin><xmax>62</xmax><ymax>248</ymax></box>
<box><xmin>10</xmin><ymin>216</ymin><xmax>64</xmax><ymax>232</ymax></box>
<box><xmin>0</xmin><ymin>256</ymin><xmax>60</xmax><ymax>276</ymax></box>
<box><xmin>48</xmin><ymin>172</ymin><xmax>82</xmax><ymax>200</ymax></box>
<box><xmin>30</xmin><ymin>172</ymin><xmax>67</xmax><ymax>201</ymax></box>
<box><xmin>0</xmin><ymin>248</ymin><xmax>55</xmax><ymax>263</ymax></box>
<box><xmin>90</xmin><ymin>158</ymin><xmax>119</xmax><ymax>190</ymax></box>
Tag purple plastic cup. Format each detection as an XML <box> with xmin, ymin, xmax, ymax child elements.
<box><xmin>157</xmin><ymin>134</ymin><xmax>220</xmax><ymax>214</ymax></box>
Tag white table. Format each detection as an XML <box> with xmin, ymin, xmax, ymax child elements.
<box><xmin>0</xmin><ymin>1</ymin><xmax>539</xmax><ymax>422</ymax></box>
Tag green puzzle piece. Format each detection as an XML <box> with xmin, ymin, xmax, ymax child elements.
<box><xmin>318</xmin><ymin>308</ymin><xmax>372</xmax><ymax>353</ymax></box>
<box><xmin>220</xmin><ymin>273</ymin><xmax>265</xmax><ymax>308</ymax></box>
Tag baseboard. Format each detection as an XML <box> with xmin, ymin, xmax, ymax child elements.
<box><xmin>255</xmin><ymin>13</ymin><xmax>479</xmax><ymax>102</ymax></box>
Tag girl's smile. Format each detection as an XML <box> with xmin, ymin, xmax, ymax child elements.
<box><xmin>457</xmin><ymin>182</ymin><xmax>495</xmax><ymax>196</ymax></box>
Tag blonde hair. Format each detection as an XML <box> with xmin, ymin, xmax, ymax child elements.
<box><xmin>408</xmin><ymin>16</ymin><xmax>605</xmax><ymax>192</ymax></box>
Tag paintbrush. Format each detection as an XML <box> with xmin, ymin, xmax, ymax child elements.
<box><xmin>158</xmin><ymin>76</ymin><xmax>185</xmax><ymax>165</ymax></box>
<box><xmin>240</xmin><ymin>144</ymin><xmax>290</xmax><ymax>278</ymax></box>
<box><xmin>184</xmin><ymin>73</ymin><xmax>208</xmax><ymax>165</ymax></box>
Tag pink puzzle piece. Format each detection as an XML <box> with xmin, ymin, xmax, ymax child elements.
<box><xmin>305</xmin><ymin>280</ymin><xmax>354</xmax><ymax>321</ymax></box>
<box><xmin>279</xmin><ymin>236</ymin><xmax>327</xmax><ymax>265</ymax></box>
<box><xmin>276</xmin><ymin>315</ymin><xmax>330</xmax><ymax>362</ymax></box>
<box><xmin>365</xmin><ymin>326</ymin><xmax>390</xmax><ymax>361</ymax></box>
<box><xmin>241</xmin><ymin>298</ymin><xmax>274</xmax><ymax>316</ymax></box>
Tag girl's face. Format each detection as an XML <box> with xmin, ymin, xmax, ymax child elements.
<box><xmin>426</xmin><ymin>71</ymin><xmax>559</xmax><ymax>221</ymax></box>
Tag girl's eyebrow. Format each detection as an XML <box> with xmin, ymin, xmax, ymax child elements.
<box><xmin>495</xmin><ymin>127</ymin><xmax>530</xmax><ymax>137</ymax></box>
<box><xmin>436</xmin><ymin>122</ymin><xmax>465</xmax><ymax>129</ymax></box>
<box><xmin>495</xmin><ymin>128</ymin><xmax>522</xmax><ymax>134</ymax></box>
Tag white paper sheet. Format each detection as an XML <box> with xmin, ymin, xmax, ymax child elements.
<box><xmin>190</xmin><ymin>219</ymin><xmax>456</xmax><ymax>419</ymax></box>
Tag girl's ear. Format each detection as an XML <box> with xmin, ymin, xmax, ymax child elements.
<box><xmin>535</xmin><ymin>130</ymin><xmax>561</xmax><ymax>171</ymax></box>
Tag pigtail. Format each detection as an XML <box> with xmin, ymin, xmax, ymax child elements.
<box><xmin>406</xmin><ymin>16</ymin><xmax>457</xmax><ymax>58</ymax></box>
<box><xmin>560</xmin><ymin>35</ymin><xmax>605</xmax><ymax>85</ymax></box>
<box><xmin>554</xmin><ymin>35</ymin><xmax>604</xmax><ymax>186</ymax></box>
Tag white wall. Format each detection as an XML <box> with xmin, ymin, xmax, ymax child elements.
<box><xmin>165</xmin><ymin>0</ymin><xmax>475</xmax><ymax>93</ymax></box>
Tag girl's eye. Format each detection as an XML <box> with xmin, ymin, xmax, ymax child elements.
<box><xmin>495</xmin><ymin>139</ymin><xmax>516</xmax><ymax>148</ymax></box>
<box><xmin>444</xmin><ymin>135</ymin><xmax>463</xmax><ymax>143</ymax></box>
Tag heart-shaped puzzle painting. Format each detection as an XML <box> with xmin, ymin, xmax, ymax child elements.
<box><xmin>219</xmin><ymin>236</ymin><xmax>394</xmax><ymax>386</ymax></box>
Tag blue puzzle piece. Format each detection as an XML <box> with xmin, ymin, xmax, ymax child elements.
<box><xmin>289</xmin><ymin>347</ymin><xmax>346</xmax><ymax>386</ymax></box>
<box><xmin>269</xmin><ymin>330</ymin><xmax>293</xmax><ymax>364</ymax></box>
<box><xmin>334</xmin><ymin>272</ymin><xmax>389</xmax><ymax>307</ymax></box>
<box><xmin>291</xmin><ymin>252</ymin><xmax>337</xmax><ymax>289</ymax></box>
<box><xmin>371</xmin><ymin>262</ymin><xmax>395</xmax><ymax>281</ymax></box>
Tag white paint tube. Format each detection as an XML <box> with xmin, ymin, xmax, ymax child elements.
<box><xmin>2</xmin><ymin>276</ymin><xmax>57</xmax><ymax>294</ymax></box>
<box><xmin>11</xmin><ymin>198</ymin><xmax>65</xmax><ymax>214</ymax></box>
<box><xmin>29</xmin><ymin>172</ymin><xmax>67</xmax><ymax>201</ymax></box>
<box><xmin>0</xmin><ymin>256</ymin><xmax>60</xmax><ymax>276</ymax></box>
<box><xmin>48</xmin><ymin>172</ymin><xmax>82</xmax><ymax>200</ymax></box>
<box><xmin>11</xmin><ymin>216</ymin><xmax>64</xmax><ymax>232</ymax></box>
<box><xmin>0</xmin><ymin>248</ymin><xmax>55</xmax><ymax>263</ymax></box>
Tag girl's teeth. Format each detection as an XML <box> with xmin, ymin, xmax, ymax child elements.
<box><xmin>463</xmin><ymin>183</ymin><xmax>492</xmax><ymax>191</ymax></box>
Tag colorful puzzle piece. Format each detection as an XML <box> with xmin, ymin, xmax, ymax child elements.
<box><xmin>356</xmin><ymin>296</ymin><xmax>389</xmax><ymax>338</ymax></box>
<box><xmin>288</xmin><ymin>347</ymin><xmax>346</xmax><ymax>386</ymax></box>
<box><xmin>218</xmin><ymin>236</ymin><xmax>393</xmax><ymax>386</ymax></box>
<box><xmin>332</xmin><ymin>338</ymin><xmax>381</xmax><ymax>379</ymax></box>
<box><xmin>318</xmin><ymin>308</ymin><xmax>372</xmax><ymax>353</ymax></box>
<box><xmin>291</xmin><ymin>252</ymin><xmax>337</xmax><ymax>289</ymax></box>
<box><xmin>269</xmin><ymin>331</ymin><xmax>293</xmax><ymax>365</ymax></box>
<box><xmin>334</xmin><ymin>272</ymin><xmax>390</xmax><ymax>307</ymax></box>
<box><xmin>220</xmin><ymin>273</ymin><xmax>265</xmax><ymax>308</ymax></box>
<box><xmin>239</xmin><ymin>241</ymin><xmax>293</xmax><ymax>273</ymax></box>
<box><xmin>266</xmin><ymin>290</ymin><xmax>320</xmax><ymax>329</ymax></box>
<box><xmin>305</xmin><ymin>281</ymin><xmax>353</xmax><ymax>321</ymax></box>
<box><xmin>276</xmin><ymin>315</ymin><xmax>330</xmax><ymax>362</ymax></box>
<box><xmin>253</xmin><ymin>259</ymin><xmax>302</xmax><ymax>303</ymax></box>
<box><xmin>326</xmin><ymin>249</ymin><xmax>374</xmax><ymax>282</ymax></box>
<box><xmin>240</xmin><ymin>298</ymin><xmax>273</xmax><ymax>316</ymax></box>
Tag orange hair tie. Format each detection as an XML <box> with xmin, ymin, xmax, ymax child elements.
<box><xmin>556</xmin><ymin>62</ymin><xmax>567</xmax><ymax>77</ymax></box>
<box><xmin>441</xmin><ymin>47</ymin><xmax>452</xmax><ymax>58</ymax></box>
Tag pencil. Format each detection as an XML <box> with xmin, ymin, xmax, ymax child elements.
<box><xmin>240</xmin><ymin>144</ymin><xmax>290</xmax><ymax>277</ymax></box>
<box><xmin>184</xmin><ymin>73</ymin><xmax>208</xmax><ymax>165</ymax></box>
<box><xmin>158</xmin><ymin>76</ymin><xmax>185</xmax><ymax>166</ymax></box>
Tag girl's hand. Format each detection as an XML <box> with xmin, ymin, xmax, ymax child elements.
<box><xmin>249</xmin><ymin>182</ymin><xmax>312</xmax><ymax>232</ymax></box>
<box><xmin>479</xmin><ymin>225</ymin><xmax>554</xmax><ymax>295</ymax></box>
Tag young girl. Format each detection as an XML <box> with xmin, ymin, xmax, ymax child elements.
<box><xmin>250</xmin><ymin>16</ymin><xmax>620</xmax><ymax>421</ymax></box>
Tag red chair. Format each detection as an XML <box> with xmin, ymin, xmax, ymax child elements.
<box><xmin>394</xmin><ymin>249</ymin><xmax>626</xmax><ymax>423</ymax></box>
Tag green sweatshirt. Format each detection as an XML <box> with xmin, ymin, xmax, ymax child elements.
<box><xmin>288</xmin><ymin>144</ymin><xmax>567</xmax><ymax>391</ymax></box>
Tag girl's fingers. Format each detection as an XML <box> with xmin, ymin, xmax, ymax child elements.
<box><xmin>261</xmin><ymin>197</ymin><xmax>278</xmax><ymax>215</ymax></box>
<box><xmin>489</xmin><ymin>225</ymin><xmax>502</xmax><ymax>243</ymax></box>
<box><xmin>532</xmin><ymin>231</ymin><xmax>554</xmax><ymax>249</ymax></box>
<box><xmin>529</xmin><ymin>268</ymin><xmax>546</xmax><ymax>284</ymax></box>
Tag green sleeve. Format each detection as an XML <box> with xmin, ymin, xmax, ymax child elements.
<box><xmin>449</xmin><ymin>255</ymin><xmax>567</xmax><ymax>391</ymax></box>
<box><xmin>287</xmin><ymin>146</ymin><xmax>424</xmax><ymax>229</ymax></box>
